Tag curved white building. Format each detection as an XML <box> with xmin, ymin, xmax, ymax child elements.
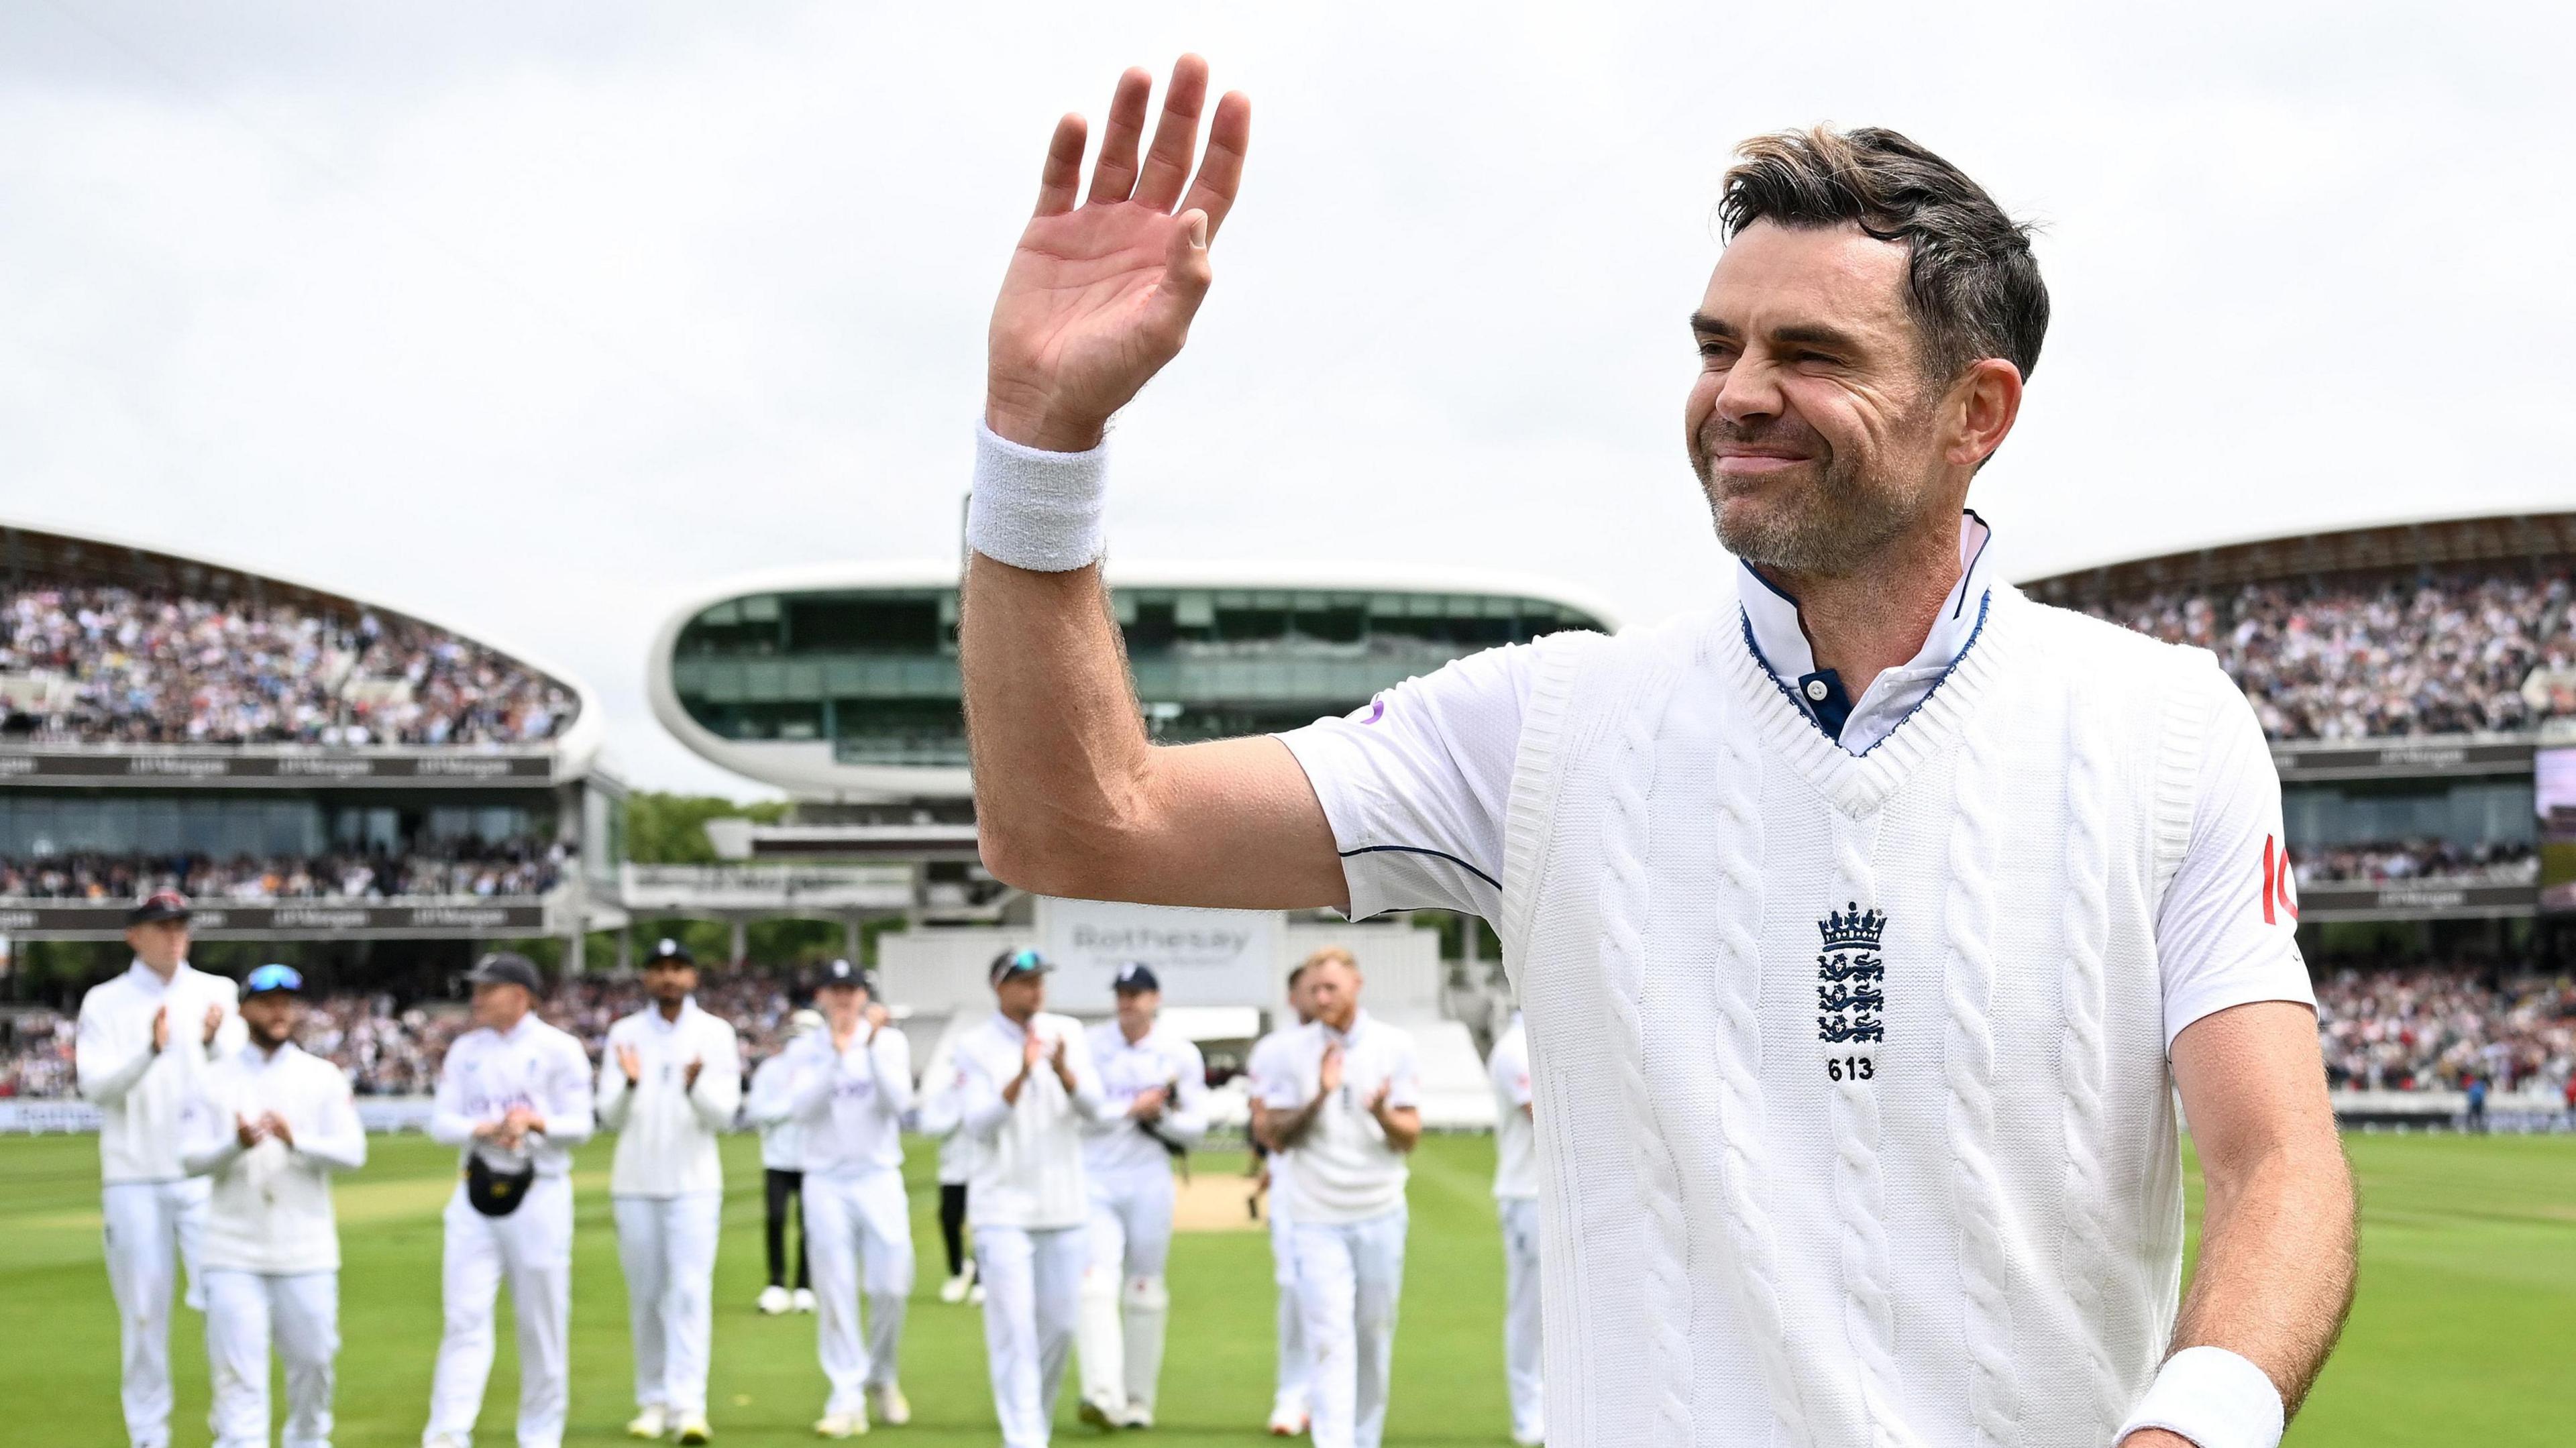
<box><xmin>649</xmin><ymin>560</ymin><xmax>1621</xmax><ymax>805</ymax></box>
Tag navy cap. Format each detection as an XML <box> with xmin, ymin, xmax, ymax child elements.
<box><xmin>464</xmin><ymin>951</ymin><xmax>542</xmax><ymax>993</ymax></box>
<box><xmin>815</xmin><ymin>958</ymin><xmax>874</xmax><ymax>993</ymax></box>
<box><xmin>244</xmin><ymin>963</ymin><xmax>304</xmax><ymax>997</ymax></box>
<box><xmin>989</xmin><ymin>948</ymin><xmax>1053</xmax><ymax>988</ymax></box>
<box><xmin>643</xmin><ymin>937</ymin><xmax>695</xmax><ymax>968</ymax></box>
<box><xmin>1112</xmin><ymin>962</ymin><xmax>1161</xmax><ymax>995</ymax></box>
<box><xmin>126</xmin><ymin>890</ymin><xmax>192</xmax><ymax>926</ymax></box>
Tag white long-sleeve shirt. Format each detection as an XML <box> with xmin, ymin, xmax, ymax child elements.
<box><xmin>1081</xmin><ymin>1019</ymin><xmax>1210</xmax><ymax>1178</ymax></box>
<box><xmin>745</xmin><ymin>1050</ymin><xmax>808</xmax><ymax>1171</ymax></box>
<box><xmin>911</xmin><ymin>1038</ymin><xmax>984</xmax><ymax>1186</ymax></box>
<box><xmin>1258</xmin><ymin>1011</ymin><xmax>1421</xmax><ymax>1225</ymax></box>
<box><xmin>430</xmin><ymin>1015</ymin><xmax>595</xmax><ymax>1178</ymax></box>
<box><xmin>1248</xmin><ymin>1025</ymin><xmax>1304</xmax><ymax>1221</ymax></box>
<box><xmin>76</xmin><ymin>960</ymin><xmax>247</xmax><ymax>1184</ymax></box>
<box><xmin>775</xmin><ymin>1024</ymin><xmax>913</xmax><ymax>1178</ymax></box>
<box><xmin>955</xmin><ymin>1010</ymin><xmax>1106</xmax><ymax>1230</ymax></box>
<box><xmin>180</xmin><ymin>1042</ymin><xmax>365</xmax><ymax>1274</ymax></box>
<box><xmin>594</xmin><ymin>999</ymin><xmax>742</xmax><ymax>1198</ymax></box>
<box><xmin>1488</xmin><ymin>1015</ymin><xmax>1538</xmax><ymax>1201</ymax></box>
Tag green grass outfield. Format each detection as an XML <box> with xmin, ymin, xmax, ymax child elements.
<box><xmin>1</xmin><ymin>1131</ymin><xmax>2569</xmax><ymax>1445</ymax></box>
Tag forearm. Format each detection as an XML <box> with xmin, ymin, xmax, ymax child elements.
<box><xmin>1271</xmin><ymin>1094</ymin><xmax>1328</xmax><ymax>1149</ymax></box>
<box><xmin>297</xmin><ymin>1119</ymin><xmax>368</xmax><ymax>1173</ymax></box>
<box><xmin>1373</xmin><ymin>1106</ymin><xmax>1421</xmax><ymax>1154</ymax></box>
<box><xmin>78</xmin><ymin>1043</ymin><xmax>156</xmax><ymax>1105</ymax></box>
<box><xmin>2165</xmin><ymin>1137</ymin><xmax>2357</xmax><ymax>1418</ymax></box>
<box><xmin>961</xmin><ymin>553</ymin><xmax>1155</xmax><ymax>897</ymax></box>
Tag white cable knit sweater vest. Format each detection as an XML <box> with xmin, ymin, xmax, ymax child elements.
<box><xmin>1499</xmin><ymin>585</ymin><xmax>2208</xmax><ymax>1448</ymax></box>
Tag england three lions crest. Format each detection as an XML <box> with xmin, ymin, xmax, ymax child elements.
<box><xmin>1817</xmin><ymin>902</ymin><xmax>1885</xmax><ymax>1080</ymax></box>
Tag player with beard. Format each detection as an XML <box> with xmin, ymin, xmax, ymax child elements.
<box><xmin>957</xmin><ymin>56</ymin><xmax>2355</xmax><ymax>1448</ymax></box>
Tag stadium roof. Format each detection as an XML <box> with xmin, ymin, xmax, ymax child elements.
<box><xmin>2021</xmin><ymin>509</ymin><xmax>2576</xmax><ymax>607</ymax></box>
<box><xmin>1</xmin><ymin>518</ymin><xmax>606</xmax><ymax>772</ymax></box>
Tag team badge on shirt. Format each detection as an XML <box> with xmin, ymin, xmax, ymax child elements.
<box><xmin>1817</xmin><ymin>902</ymin><xmax>1886</xmax><ymax>1080</ymax></box>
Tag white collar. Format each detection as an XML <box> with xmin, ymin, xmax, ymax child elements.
<box><xmin>126</xmin><ymin>959</ymin><xmax>187</xmax><ymax>995</ymax></box>
<box><xmin>1738</xmin><ymin>510</ymin><xmax>1996</xmax><ymax>719</ymax></box>
<box><xmin>1320</xmin><ymin>1010</ymin><xmax>1371</xmax><ymax>1047</ymax></box>
<box><xmin>243</xmin><ymin>1040</ymin><xmax>303</xmax><ymax>1072</ymax></box>
<box><xmin>645</xmin><ymin>999</ymin><xmax>697</xmax><ymax>1034</ymax></box>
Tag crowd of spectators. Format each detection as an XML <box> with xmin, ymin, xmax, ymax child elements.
<box><xmin>2315</xmin><ymin>964</ymin><xmax>2576</xmax><ymax>1093</ymax></box>
<box><xmin>2294</xmin><ymin>839</ymin><xmax>2538</xmax><ymax>886</ymax></box>
<box><xmin>0</xmin><ymin>964</ymin><xmax>808</xmax><ymax>1100</ymax></box>
<box><xmin>0</xmin><ymin>584</ymin><xmax>576</xmax><ymax>746</ymax></box>
<box><xmin>2084</xmin><ymin>569</ymin><xmax>2573</xmax><ymax>740</ymax></box>
<box><xmin>0</xmin><ymin>840</ymin><xmax>570</xmax><ymax>901</ymax></box>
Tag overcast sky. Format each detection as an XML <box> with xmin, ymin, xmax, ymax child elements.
<box><xmin>3</xmin><ymin>1</ymin><xmax>2569</xmax><ymax>797</ymax></box>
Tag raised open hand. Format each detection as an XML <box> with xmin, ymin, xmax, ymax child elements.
<box><xmin>1318</xmin><ymin>1042</ymin><xmax>1345</xmax><ymax>1096</ymax></box>
<box><xmin>201</xmin><ymin>1003</ymin><xmax>225</xmax><ymax>1046</ymax></box>
<box><xmin>616</xmin><ymin>1043</ymin><xmax>643</xmax><ymax>1084</ymax></box>
<box><xmin>985</xmin><ymin>54</ymin><xmax>1250</xmax><ymax>453</ymax></box>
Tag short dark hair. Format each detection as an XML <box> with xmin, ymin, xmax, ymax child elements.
<box><xmin>1718</xmin><ymin>126</ymin><xmax>2047</xmax><ymax>384</ymax></box>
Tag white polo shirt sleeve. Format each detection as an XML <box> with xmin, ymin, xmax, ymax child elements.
<box><xmin>2153</xmin><ymin>666</ymin><xmax>2318</xmax><ymax>1049</ymax></box>
<box><xmin>1379</xmin><ymin>1029</ymin><xmax>1422</xmax><ymax>1112</ymax></box>
<box><xmin>1275</xmin><ymin>636</ymin><xmax>1576</xmax><ymax>922</ymax></box>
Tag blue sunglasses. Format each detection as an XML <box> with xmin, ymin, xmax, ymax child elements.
<box><xmin>244</xmin><ymin>963</ymin><xmax>304</xmax><ymax>995</ymax></box>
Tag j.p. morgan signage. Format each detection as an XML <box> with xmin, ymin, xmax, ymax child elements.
<box><xmin>0</xmin><ymin>899</ymin><xmax>550</xmax><ymax>940</ymax></box>
<box><xmin>0</xmin><ymin>748</ymin><xmax>554</xmax><ymax>786</ymax></box>
<box><xmin>1036</xmin><ymin>897</ymin><xmax>1283</xmax><ymax>1008</ymax></box>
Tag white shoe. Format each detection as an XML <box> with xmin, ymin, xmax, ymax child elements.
<box><xmin>758</xmin><ymin>1284</ymin><xmax>793</xmax><ymax>1315</ymax></box>
<box><xmin>425</xmin><ymin>1437</ymin><xmax>473</xmax><ymax>1448</ymax></box>
<box><xmin>1118</xmin><ymin>1401</ymin><xmax>1156</xmax><ymax>1429</ymax></box>
<box><xmin>868</xmin><ymin>1384</ymin><xmax>910</xmax><ymax>1427</ymax></box>
<box><xmin>627</xmin><ymin>1404</ymin><xmax>669</xmax><ymax>1439</ymax></box>
<box><xmin>1079</xmin><ymin>1392</ymin><xmax>1120</xmax><ymax>1429</ymax></box>
<box><xmin>938</xmin><ymin>1271</ymin><xmax>973</xmax><ymax>1304</ymax></box>
<box><xmin>814</xmin><ymin>1410</ymin><xmax>870</xmax><ymax>1438</ymax></box>
<box><xmin>967</xmin><ymin>1280</ymin><xmax>985</xmax><ymax>1306</ymax></box>
<box><xmin>1266</xmin><ymin>1400</ymin><xmax>1308</xmax><ymax>1436</ymax></box>
<box><xmin>676</xmin><ymin>1413</ymin><xmax>713</xmax><ymax>1445</ymax></box>
<box><xmin>793</xmin><ymin>1287</ymin><xmax>818</xmax><ymax>1313</ymax></box>
<box><xmin>1512</xmin><ymin>1433</ymin><xmax>1545</xmax><ymax>1447</ymax></box>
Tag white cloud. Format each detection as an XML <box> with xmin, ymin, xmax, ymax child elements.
<box><xmin>3</xmin><ymin>1</ymin><xmax>2568</xmax><ymax>794</ymax></box>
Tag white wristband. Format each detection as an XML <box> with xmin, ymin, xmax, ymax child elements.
<box><xmin>2113</xmin><ymin>1346</ymin><xmax>2285</xmax><ymax>1448</ymax></box>
<box><xmin>966</xmin><ymin>421</ymin><xmax>1110</xmax><ymax>571</ymax></box>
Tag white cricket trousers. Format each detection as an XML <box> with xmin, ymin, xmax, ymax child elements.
<box><xmin>1294</xmin><ymin>1207</ymin><xmax>1409</xmax><ymax>1448</ymax></box>
<box><xmin>1497</xmin><ymin>1196</ymin><xmax>1544</xmax><ymax>1444</ymax></box>
<box><xmin>803</xmin><ymin>1169</ymin><xmax>915</xmax><ymax>1416</ymax></box>
<box><xmin>1267</xmin><ymin>1178</ymin><xmax>1310</xmax><ymax>1419</ymax></box>
<box><xmin>976</xmin><ymin>1223</ymin><xmax>1085</xmax><ymax>1448</ymax></box>
<box><xmin>102</xmin><ymin>1176</ymin><xmax>210</xmax><ymax>1448</ymax></box>
<box><xmin>612</xmin><ymin>1192</ymin><xmax>721</xmax><ymax>1418</ymax></box>
<box><xmin>203</xmin><ymin>1268</ymin><xmax>338</xmax><ymax>1448</ymax></box>
<box><xmin>424</xmin><ymin>1176</ymin><xmax>572</xmax><ymax>1448</ymax></box>
<box><xmin>1078</xmin><ymin>1164</ymin><xmax>1176</xmax><ymax>1415</ymax></box>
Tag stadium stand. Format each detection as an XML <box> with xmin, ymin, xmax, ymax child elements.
<box><xmin>2315</xmin><ymin>965</ymin><xmax>2575</xmax><ymax>1093</ymax></box>
<box><xmin>1</xmin><ymin>583</ymin><xmax>575</xmax><ymax>746</ymax></box>
<box><xmin>2294</xmin><ymin>840</ymin><xmax>2538</xmax><ymax>885</ymax></box>
<box><xmin>0</xmin><ymin>842</ymin><xmax>569</xmax><ymax>901</ymax></box>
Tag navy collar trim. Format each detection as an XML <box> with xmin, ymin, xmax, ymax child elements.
<box><xmin>1737</xmin><ymin>588</ymin><xmax>1994</xmax><ymax>759</ymax></box>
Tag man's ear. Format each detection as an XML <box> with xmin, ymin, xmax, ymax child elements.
<box><xmin>1947</xmin><ymin>357</ymin><xmax>2024</xmax><ymax>470</ymax></box>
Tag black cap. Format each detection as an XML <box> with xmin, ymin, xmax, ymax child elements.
<box><xmin>126</xmin><ymin>890</ymin><xmax>192</xmax><ymax>926</ymax></box>
<box><xmin>1112</xmin><ymin>961</ymin><xmax>1161</xmax><ymax>994</ymax></box>
<box><xmin>815</xmin><ymin>957</ymin><xmax>874</xmax><ymax>993</ymax></box>
<box><xmin>643</xmin><ymin>937</ymin><xmax>694</xmax><ymax>968</ymax></box>
<box><xmin>464</xmin><ymin>951</ymin><xmax>542</xmax><ymax>993</ymax></box>
<box><xmin>989</xmin><ymin>948</ymin><xmax>1053</xmax><ymax>988</ymax></box>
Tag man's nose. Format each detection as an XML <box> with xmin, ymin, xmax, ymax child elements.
<box><xmin>1713</xmin><ymin>354</ymin><xmax>1783</xmax><ymax>427</ymax></box>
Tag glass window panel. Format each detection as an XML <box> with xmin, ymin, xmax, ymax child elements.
<box><xmin>741</xmin><ymin>594</ymin><xmax>780</xmax><ymax>622</ymax></box>
<box><xmin>1175</xmin><ymin>594</ymin><xmax>1214</xmax><ymax>628</ymax></box>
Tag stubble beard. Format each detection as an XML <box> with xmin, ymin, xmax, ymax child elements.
<box><xmin>1695</xmin><ymin>407</ymin><xmax>1936</xmax><ymax>579</ymax></box>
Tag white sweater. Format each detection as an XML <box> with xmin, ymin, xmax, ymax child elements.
<box><xmin>430</xmin><ymin>1017</ymin><xmax>595</xmax><ymax>1177</ymax></box>
<box><xmin>76</xmin><ymin>961</ymin><xmax>246</xmax><ymax>1184</ymax></box>
<box><xmin>772</xmin><ymin>1025</ymin><xmax>913</xmax><ymax>1178</ymax></box>
<box><xmin>180</xmin><ymin>1042</ymin><xmax>365</xmax><ymax>1274</ymax></box>
<box><xmin>955</xmin><ymin>1010</ymin><xmax>1104</xmax><ymax>1230</ymax></box>
<box><xmin>1479</xmin><ymin>589</ymin><xmax>2294</xmax><ymax>1446</ymax></box>
<box><xmin>1081</xmin><ymin>1019</ymin><xmax>1210</xmax><ymax>1178</ymax></box>
<box><xmin>596</xmin><ymin>999</ymin><xmax>743</xmax><ymax>1198</ymax></box>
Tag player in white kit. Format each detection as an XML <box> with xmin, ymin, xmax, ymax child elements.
<box><xmin>953</xmin><ymin>948</ymin><xmax>1107</xmax><ymax>1448</ymax></box>
<box><xmin>912</xmin><ymin>1028</ymin><xmax>985</xmax><ymax>1306</ymax></box>
<box><xmin>1246</xmin><ymin>956</ymin><xmax>1324</xmax><ymax>1437</ymax></box>
<box><xmin>1258</xmin><ymin>954</ymin><xmax>1421</xmax><ymax>1448</ymax></box>
<box><xmin>180</xmin><ymin>964</ymin><xmax>366</xmax><ymax>1448</ymax></box>
<box><xmin>596</xmin><ymin>938</ymin><xmax>742</xmax><ymax>1444</ymax></box>
<box><xmin>1075</xmin><ymin>962</ymin><xmax>1210</xmax><ymax>1429</ymax></box>
<box><xmin>76</xmin><ymin>890</ymin><xmax>246</xmax><ymax>1448</ymax></box>
<box><xmin>769</xmin><ymin>958</ymin><xmax>916</xmax><ymax>1439</ymax></box>
<box><xmin>747</xmin><ymin>1007</ymin><xmax>824</xmax><ymax>1315</ymax></box>
<box><xmin>422</xmin><ymin>952</ymin><xmax>595</xmax><ymax>1448</ymax></box>
<box><xmin>1486</xmin><ymin>1012</ymin><xmax>1542</xmax><ymax>1447</ymax></box>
